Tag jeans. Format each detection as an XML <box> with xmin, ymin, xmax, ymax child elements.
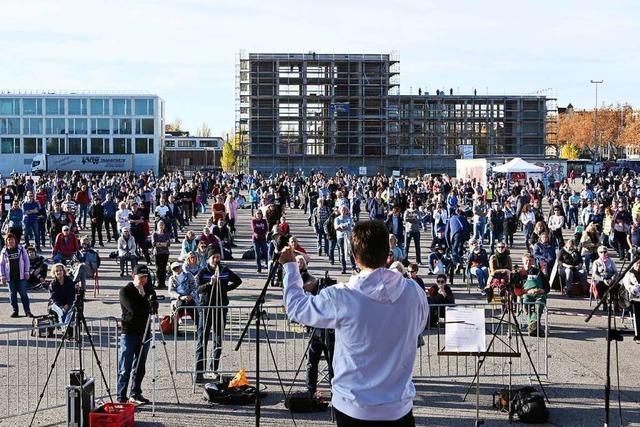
<box><xmin>117</xmin><ymin>333</ymin><xmax>150</xmax><ymax>400</ymax></box>
<box><xmin>327</xmin><ymin>239</ymin><xmax>336</xmax><ymax>264</ymax></box>
<box><xmin>79</xmin><ymin>204</ymin><xmax>89</xmax><ymax>228</ymax></box>
<box><xmin>306</xmin><ymin>334</ymin><xmax>333</xmax><ymax>395</ymax></box>
<box><xmin>50</xmin><ymin>303</ymin><xmax>74</xmax><ymax>327</ymax></box>
<box><xmin>8</xmin><ymin>279</ymin><xmax>30</xmax><ymax>313</ymax></box>
<box><xmin>155</xmin><ymin>253</ymin><xmax>169</xmax><ymax>288</ymax></box>
<box><xmin>253</xmin><ymin>241</ymin><xmax>268</xmax><ymax>269</ymax></box>
<box><xmin>568</xmin><ymin>207</ymin><xmax>579</xmax><ymax>228</ymax></box>
<box><xmin>404</xmin><ymin>231</ymin><xmax>421</xmax><ymax>263</ymax></box>
<box><xmin>523</xmin><ymin>223</ymin><xmax>534</xmax><ymax>247</ymax></box>
<box><xmin>194</xmin><ymin>308</ymin><xmax>227</xmax><ymax>374</ymax></box>
<box><xmin>24</xmin><ymin>221</ymin><xmax>40</xmax><ymax>250</ymax></box>
<box><xmin>490</xmin><ymin>230</ymin><xmax>504</xmax><ymax>252</ymax></box>
<box><xmin>73</xmin><ymin>264</ymin><xmax>94</xmax><ymax>290</ymax></box>
<box><xmin>315</xmin><ymin>225</ymin><xmax>327</xmax><ymax>255</ymax></box>
<box><xmin>474</xmin><ymin>218</ymin><xmax>487</xmax><ymax>242</ymax></box>
<box><xmin>38</xmin><ymin>220</ymin><xmax>47</xmax><ymax>248</ymax></box>
<box><xmin>451</xmin><ymin>233</ymin><xmax>465</xmax><ymax>265</ymax></box>
<box><xmin>470</xmin><ymin>266</ymin><xmax>489</xmax><ymax>289</ymax></box>
<box><xmin>565</xmin><ymin>267</ymin><xmax>587</xmax><ymax>294</ymax></box>
<box><xmin>91</xmin><ymin>220</ymin><xmax>104</xmax><ymax>246</ymax></box>
<box><xmin>104</xmin><ymin>216</ymin><xmax>118</xmax><ymax>241</ymax></box>
<box><xmin>337</xmin><ymin>236</ymin><xmax>355</xmax><ymax>272</ymax></box>
<box><xmin>120</xmin><ymin>254</ymin><xmax>138</xmax><ymax>275</ymax></box>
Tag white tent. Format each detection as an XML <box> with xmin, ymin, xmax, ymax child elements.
<box><xmin>492</xmin><ymin>157</ymin><xmax>545</xmax><ymax>173</ymax></box>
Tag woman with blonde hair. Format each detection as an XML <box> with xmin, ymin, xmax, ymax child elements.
<box><xmin>49</xmin><ymin>263</ymin><xmax>75</xmax><ymax>326</ymax></box>
<box><xmin>580</xmin><ymin>222</ymin><xmax>600</xmax><ymax>275</ymax></box>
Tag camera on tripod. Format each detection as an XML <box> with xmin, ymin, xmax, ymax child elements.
<box><xmin>316</xmin><ymin>272</ymin><xmax>337</xmax><ymax>294</ymax></box>
<box><xmin>270</xmin><ymin>233</ymin><xmax>291</xmax><ymax>288</ymax></box>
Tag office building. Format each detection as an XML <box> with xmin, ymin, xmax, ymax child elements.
<box><xmin>0</xmin><ymin>91</ymin><xmax>164</xmax><ymax>174</ymax></box>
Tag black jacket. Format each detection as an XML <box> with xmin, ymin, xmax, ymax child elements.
<box><xmin>197</xmin><ymin>264</ymin><xmax>242</xmax><ymax>307</ymax></box>
<box><xmin>120</xmin><ymin>282</ymin><xmax>157</xmax><ymax>335</ymax></box>
<box><xmin>89</xmin><ymin>203</ymin><xmax>104</xmax><ymax>222</ymax></box>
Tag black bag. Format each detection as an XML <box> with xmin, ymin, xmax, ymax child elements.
<box><xmin>510</xmin><ymin>386</ymin><xmax>549</xmax><ymax>423</ymax></box>
<box><xmin>242</xmin><ymin>246</ymin><xmax>256</xmax><ymax>260</ymax></box>
<box><xmin>31</xmin><ymin>315</ymin><xmax>56</xmax><ymax>338</ymax></box>
<box><xmin>202</xmin><ymin>380</ymin><xmax>263</xmax><ymax>406</ymax></box>
<box><xmin>284</xmin><ymin>392</ymin><xmax>329</xmax><ymax>413</ymax></box>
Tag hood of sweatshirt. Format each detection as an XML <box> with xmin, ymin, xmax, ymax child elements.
<box><xmin>346</xmin><ymin>268</ymin><xmax>406</xmax><ymax>304</ymax></box>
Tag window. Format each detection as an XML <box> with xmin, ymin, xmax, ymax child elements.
<box><xmin>278</xmin><ymin>85</ymin><xmax>300</xmax><ymax>96</ymax></box>
<box><xmin>46</xmin><ymin>137</ymin><xmax>65</xmax><ymax>154</ymax></box>
<box><xmin>178</xmin><ymin>139</ymin><xmax>196</xmax><ymax>147</ymax></box>
<box><xmin>113</xmin><ymin>137</ymin><xmax>131</xmax><ymax>154</ymax></box>
<box><xmin>0</xmin><ymin>118</ymin><xmax>20</xmax><ymax>134</ymax></box>
<box><xmin>112</xmin><ymin>99</ymin><xmax>131</xmax><ymax>115</ymax></box>
<box><xmin>135</xmin><ymin>99</ymin><xmax>154</xmax><ymax>116</ymax></box>
<box><xmin>113</xmin><ymin>118</ymin><xmax>132</xmax><ymax>134</ymax></box>
<box><xmin>23</xmin><ymin>99</ymin><xmax>42</xmax><ymax>115</ymax></box>
<box><xmin>90</xmin><ymin>98</ymin><xmax>109</xmax><ymax>115</ymax></box>
<box><xmin>46</xmin><ymin>118</ymin><xmax>66</xmax><ymax>134</ymax></box>
<box><xmin>68</xmin><ymin>118</ymin><xmax>88</xmax><ymax>135</ymax></box>
<box><xmin>91</xmin><ymin>118</ymin><xmax>110</xmax><ymax>135</ymax></box>
<box><xmin>164</xmin><ymin>140</ymin><xmax>175</xmax><ymax>148</ymax></box>
<box><xmin>0</xmin><ymin>98</ymin><xmax>19</xmax><ymax>115</ymax></box>
<box><xmin>45</xmin><ymin>98</ymin><xmax>65</xmax><ymax>115</ymax></box>
<box><xmin>135</xmin><ymin>118</ymin><xmax>154</xmax><ymax>134</ymax></box>
<box><xmin>68</xmin><ymin>137</ymin><xmax>87</xmax><ymax>154</ymax></box>
<box><xmin>23</xmin><ymin>137</ymin><xmax>43</xmax><ymax>154</ymax></box>
<box><xmin>181</xmin><ymin>157</ymin><xmax>191</xmax><ymax>167</ymax></box>
<box><xmin>23</xmin><ymin>118</ymin><xmax>43</xmax><ymax>134</ymax></box>
<box><xmin>91</xmin><ymin>138</ymin><xmax>109</xmax><ymax>154</ymax></box>
<box><xmin>1</xmin><ymin>137</ymin><xmax>19</xmax><ymax>154</ymax></box>
<box><xmin>199</xmin><ymin>139</ymin><xmax>219</xmax><ymax>148</ymax></box>
<box><xmin>68</xmin><ymin>99</ymin><xmax>88</xmax><ymax>115</ymax></box>
<box><xmin>135</xmin><ymin>137</ymin><xmax>154</xmax><ymax>154</ymax></box>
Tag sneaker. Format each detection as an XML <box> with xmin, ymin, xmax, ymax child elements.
<box><xmin>117</xmin><ymin>397</ymin><xmax>128</xmax><ymax>404</ymax></box>
<box><xmin>129</xmin><ymin>394</ymin><xmax>150</xmax><ymax>405</ymax></box>
<box><xmin>10</xmin><ymin>311</ymin><xmax>19</xmax><ymax>318</ymax></box>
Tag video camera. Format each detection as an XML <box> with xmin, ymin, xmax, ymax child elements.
<box><xmin>317</xmin><ymin>272</ymin><xmax>337</xmax><ymax>293</ymax></box>
<box><xmin>270</xmin><ymin>233</ymin><xmax>291</xmax><ymax>288</ymax></box>
<box><xmin>146</xmin><ymin>294</ymin><xmax>165</xmax><ymax>315</ymax></box>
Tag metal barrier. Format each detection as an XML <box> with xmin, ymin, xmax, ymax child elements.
<box><xmin>173</xmin><ymin>301</ymin><xmax>549</xmax><ymax>380</ymax></box>
<box><xmin>416</xmin><ymin>301</ymin><xmax>549</xmax><ymax>379</ymax></box>
<box><xmin>0</xmin><ymin>317</ymin><xmax>120</xmax><ymax>421</ymax></box>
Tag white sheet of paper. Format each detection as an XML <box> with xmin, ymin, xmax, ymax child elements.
<box><xmin>444</xmin><ymin>307</ymin><xmax>486</xmax><ymax>352</ymax></box>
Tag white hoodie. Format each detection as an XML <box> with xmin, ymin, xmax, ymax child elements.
<box><xmin>283</xmin><ymin>262</ymin><xmax>429</xmax><ymax>421</ymax></box>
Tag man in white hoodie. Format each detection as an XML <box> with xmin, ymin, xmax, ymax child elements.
<box><xmin>281</xmin><ymin>220</ymin><xmax>428</xmax><ymax>426</ymax></box>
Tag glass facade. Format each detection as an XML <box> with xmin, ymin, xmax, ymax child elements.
<box><xmin>0</xmin><ymin>95</ymin><xmax>160</xmax><ymax>158</ymax></box>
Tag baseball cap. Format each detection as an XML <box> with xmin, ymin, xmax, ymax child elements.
<box><xmin>133</xmin><ymin>264</ymin><xmax>150</xmax><ymax>276</ymax></box>
<box><xmin>171</xmin><ymin>261</ymin><xmax>182</xmax><ymax>271</ymax></box>
<box><xmin>62</xmin><ymin>225</ymin><xmax>70</xmax><ymax>231</ymax></box>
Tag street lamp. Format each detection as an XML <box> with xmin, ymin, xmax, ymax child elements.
<box><xmin>590</xmin><ymin>80</ymin><xmax>603</xmax><ymax>160</ymax></box>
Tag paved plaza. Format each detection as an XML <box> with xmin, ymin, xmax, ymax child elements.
<box><xmin>1</xmin><ymin>197</ymin><xmax>640</xmax><ymax>426</ymax></box>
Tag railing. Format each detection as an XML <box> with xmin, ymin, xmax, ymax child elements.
<box><xmin>0</xmin><ymin>317</ymin><xmax>120</xmax><ymax>421</ymax></box>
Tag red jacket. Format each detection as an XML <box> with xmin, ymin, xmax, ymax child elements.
<box><xmin>53</xmin><ymin>232</ymin><xmax>80</xmax><ymax>258</ymax></box>
<box><xmin>75</xmin><ymin>190</ymin><xmax>90</xmax><ymax>205</ymax></box>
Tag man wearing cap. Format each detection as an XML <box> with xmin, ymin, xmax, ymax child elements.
<box><xmin>194</xmin><ymin>252</ymin><xmax>242</xmax><ymax>383</ymax></box>
<box><xmin>117</xmin><ymin>264</ymin><xmax>156</xmax><ymax>405</ymax></box>
<box><xmin>168</xmin><ymin>261</ymin><xmax>198</xmax><ymax>323</ymax></box>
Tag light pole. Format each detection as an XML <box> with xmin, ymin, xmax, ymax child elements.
<box><xmin>590</xmin><ymin>79</ymin><xmax>603</xmax><ymax>160</ymax></box>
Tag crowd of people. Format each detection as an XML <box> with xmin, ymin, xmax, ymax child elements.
<box><xmin>2</xmin><ymin>165</ymin><xmax>640</xmax><ymax>409</ymax></box>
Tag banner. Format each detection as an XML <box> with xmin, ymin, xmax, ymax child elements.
<box><xmin>47</xmin><ymin>155</ymin><xmax>133</xmax><ymax>172</ymax></box>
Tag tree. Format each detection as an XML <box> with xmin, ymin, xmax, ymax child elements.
<box><xmin>165</xmin><ymin>118</ymin><xmax>183</xmax><ymax>132</ymax></box>
<box><xmin>196</xmin><ymin>122</ymin><xmax>212</xmax><ymax>137</ymax></box>
<box><xmin>559</xmin><ymin>143</ymin><xmax>581</xmax><ymax>160</ymax></box>
<box><xmin>220</xmin><ymin>141</ymin><xmax>236</xmax><ymax>172</ymax></box>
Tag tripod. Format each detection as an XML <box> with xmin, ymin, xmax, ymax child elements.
<box><xmin>29</xmin><ymin>289</ymin><xmax>112</xmax><ymax>427</ymax></box>
<box><xmin>131</xmin><ymin>296</ymin><xmax>181</xmax><ymax>415</ymax></box>
<box><xmin>585</xmin><ymin>257</ymin><xmax>631</xmax><ymax>427</ymax></box>
<box><xmin>235</xmin><ymin>250</ymin><xmax>297</xmax><ymax>427</ymax></box>
<box><xmin>461</xmin><ymin>290</ymin><xmax>550</xmax><ymax>425</ymax></box>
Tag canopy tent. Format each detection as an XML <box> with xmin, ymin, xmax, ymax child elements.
<box><xmin>492</xmin><ymin>157</ymin><xmax>545</xmax><ymax>174</ymax></box>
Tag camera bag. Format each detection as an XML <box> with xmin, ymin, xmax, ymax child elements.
<box><xmin>31</xmin><ymin>314</ymin><xmax>57</xmax><ymax>338</ymax></box>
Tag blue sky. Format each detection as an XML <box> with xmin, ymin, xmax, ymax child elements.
<box><xmin>2</xmin><ymin>0</ymin><xmax>639</xmax><ymax>135</ymax></box>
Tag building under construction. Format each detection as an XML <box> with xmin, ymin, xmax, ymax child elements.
<box><xmin>236</xmin><ymin>51</ymin><xmax>553</xmax><ymax>175</ymax></box>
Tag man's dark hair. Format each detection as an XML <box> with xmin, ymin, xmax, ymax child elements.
<box><xmin>352</xmin><ymin>220</ymin><xmax>390</xmax><ymax>269</ymax></box>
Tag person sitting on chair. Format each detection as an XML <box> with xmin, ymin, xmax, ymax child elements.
<box><xmin>514</xmin><ymin>253</ymin><xmax>549</xmax><ymax>337</ymax></box>
<box><xmin>179</xmin><ymin>230</ymin><xmax>198</xmax><ymax>261</ymax></box>
<box><xmin>73</xmin><ymin>236</ymin><xmax>101</xmax><ymax>291</ymax></box>
<box><xmin>52</xmin><ymin>225</ymin><xmax>79</xmax><ymax>264</ymax></box>
<box><xmin>591</xmin><ymin>245</ymin><xmax>617</xmax><ymax>304</ymax></box>
<box><xmin>211</xmin><ymin>219</ymin><xmax>233</xmax><ymax>260</ymax></box>
<box><xmin>428</xmin><ymin>228</ymin><xmax>450</xmax><ymax>275</ymax></box>
<box><xmin>486</xmin><ymin>242</ymin><xmax>512</xmax><ymax>299</ymax></box>
<box><xmin>168</xmin><ymin>261</ymin><xmax>198</xmax><ymax>324</ymax></box>
<box><xmin>427</xmin><ymin>274</ymin><xmax>455</xmax><ymax>327</ymax></box>
<box><xmin>467</xmin><ymin>239</ymin><xmax>489</xmax><ymax>294</ymax></box>
<box><xmin>117</xmin><ymin>228</ymin><xmax>137</xmax><ymax>277</ymax></box>
<box><xmin>559</xmin><ymin>239</ymin><xmax>587</xmax><ymax>296</ymax></box>
<box><xmin>532</xmin><ymin>232</ymin><xmax>556</xmax><ymax>278</ymax></box>
<box><xmin>49</xmin><ymin>263</ymin><xmax>76</xmax><ymax>327</ymax></box>
<box><xmin>26</xmin><ymin>245</ymin><xmax>47</xmax><ymax>288</ymax></box>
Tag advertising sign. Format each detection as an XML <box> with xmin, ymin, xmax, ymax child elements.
<box><xmin>358</xmin><ymin>166</ymin><xmax>367</xmax><ymax>176</ymax></box>
<box><xmin>48</xmin><ymin>155</ymin><xmax>133</xmax><ymax>172</ymax></box>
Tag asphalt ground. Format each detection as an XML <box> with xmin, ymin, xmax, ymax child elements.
<box><xmin>1</xmin><ymin>192</ymin><xmax>640</xmax><ymax>426</ymax></box>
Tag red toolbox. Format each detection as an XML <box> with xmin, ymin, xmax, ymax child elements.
<box><xmin>89</xmin><ymin>402</ymin><xmax>135</xmax><ymax>427</ymax></box>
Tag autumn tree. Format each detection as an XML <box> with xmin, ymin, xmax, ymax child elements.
<box><xmin>196</xmin><ymin>122</ymin><xmax>212</xmax><ymax>137</ymax></box>
<box><xmin>559</xmin><ymin>143</ymin><xmax>581</xmax><ymax>160</ymax></box>
<box><xmin>165</xmin><ymin>118</ymin><xmax>184</xmax><ymax>132</ymax></box>
<box><xmin>220</xmin><ymin>141</ymin><xmax>236</xmax><ymax>172</ymax></box>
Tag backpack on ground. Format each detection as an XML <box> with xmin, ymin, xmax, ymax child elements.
<box><xmin>510</xmin><ymin>386</ymin><xmax>549</xmax><ymax>423</ymax></box>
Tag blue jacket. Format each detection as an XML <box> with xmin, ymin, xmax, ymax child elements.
<box><xmin>445</xmin><ymin>214</ymin><xmax>470</xmax><ymax>243</ymax></box>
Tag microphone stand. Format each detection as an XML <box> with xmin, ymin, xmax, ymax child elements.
<box><xmin>584</xmin><ymin>256</ymin><xmax>631</xmax><ymax>427</ymax></box>
<box><xmin>235</xmin><ymin>249</ymin><xmax>296</xmax><ymax>427</ymax></box>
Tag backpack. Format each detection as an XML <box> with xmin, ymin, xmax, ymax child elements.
<box><xmin>202</xmin><ymin>380</ymin><xmax>261</xmax><ymax>406</ymax></box>
<box><xmin>510</xmin><ymin>386</ymin><xmax>549</xmax><ymax>423</ymax></box>
<box><xmin>284</xmin><ymin>392</ymin><xmax>329</xmax><ymax>413</ymax></box>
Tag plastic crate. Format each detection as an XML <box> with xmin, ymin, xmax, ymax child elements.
<box><xmin>90</xmin><ymin>402</ymin><xmax>135</xmax><ymax>427</ymax></box>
